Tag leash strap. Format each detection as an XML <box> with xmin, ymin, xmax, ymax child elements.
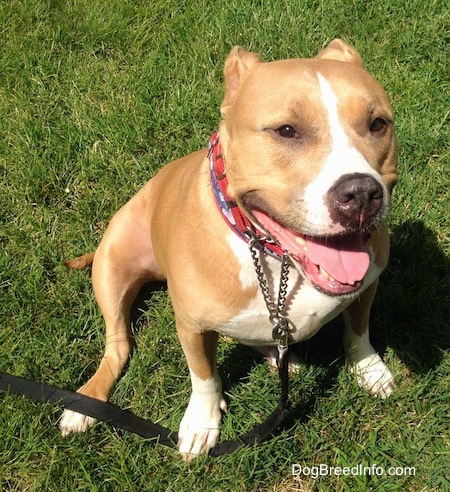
<box><xmin>0</xmin><ymin>372</ymin><xmax>178</xmax><ymax>447</ymax></box>
<box><xmin>209</xmin><ymin>354</ymin><xmax>291</xmax><ymax>456</ymax></box>
<box><xmin>0</xmin><ymin>360</ymin><xmax>291</xmax><ymax>456</ymax></box>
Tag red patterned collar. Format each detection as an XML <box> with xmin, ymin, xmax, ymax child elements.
<box><xmin>208</xmin><ymin>132</ymin><xmax>284</xmax><ymax>259</ymax></box>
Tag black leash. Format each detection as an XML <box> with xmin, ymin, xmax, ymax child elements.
<box><xmin>0</xmin><ymin>372</ymin><xmax>177</xmax><ymax>447</ymax></box>
<box><xmin>210</xmin><ymin>354</ymin><xmax>291</xmax><ymax>456</ymax></box>
<box><xmin>0</xmin><ymin>356</ymin><xmax>291</xmax><ymax>457</ymax></box>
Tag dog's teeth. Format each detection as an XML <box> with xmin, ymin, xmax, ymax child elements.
<box><xmin>296</xmin><ymin>236</ymin><xmax>306</xmax><ymax>249</ymax></box>
<box><xmin>319</xmin><ymin>266</ymin><xmax>335</xmax><ymax>282</ymax></box>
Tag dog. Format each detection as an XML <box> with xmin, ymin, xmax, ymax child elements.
<box><xmin>59</xmin><ymin>39</ymin><xmax>398</xmax><ymax>461</ymax></box>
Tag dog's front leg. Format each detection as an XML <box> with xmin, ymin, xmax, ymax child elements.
<box><xmin>343</xmin><ymin>279</ymin><xmax>395</xmax><ymax>398</ymax></box>
<box><xmin>176</xmin><ymin>324</ymin><xmax>227</xmax><ymax>461</ymax></box>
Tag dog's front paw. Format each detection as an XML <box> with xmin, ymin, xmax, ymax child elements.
<box><xmin>348</xmin><ymin>353</ymin><xmax>395</xmax><ymax>398</ymax></box>
<box><xmin>59</xmin><ymin>409</ymin><xmax>97</xmax><ymax>436</ymax></box>
<box><xmin>177</xmin><ymin>391</ymin><xmax>227</xmax><ymax>462</ymax></box>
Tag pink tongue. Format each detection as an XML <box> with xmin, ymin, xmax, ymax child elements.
<box><xmin>306</xmin><ymin>235</ymin><xmax>370</xmax><ymax>285</ymax></box>
<box><xmin>251</xmin><ymin>210</ymin><xmax>370</xmax><ymax>285</ymax></box>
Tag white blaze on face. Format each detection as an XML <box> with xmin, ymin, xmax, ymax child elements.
<box><xmin>302</xmin><ymin>74</ymin><xmax>384</xmax><ymax>235</ymax></box>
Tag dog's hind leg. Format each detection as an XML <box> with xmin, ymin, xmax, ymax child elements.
<box><xmin>60</xmin><ymin>192</ymin><xmax>165</xmax><ymax>435</ymax></box>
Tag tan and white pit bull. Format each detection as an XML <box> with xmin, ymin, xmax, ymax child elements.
<box><xmin>60</xmin><ymin>39</ymin><xmax>398</xmax><ymax>460</ymax></box>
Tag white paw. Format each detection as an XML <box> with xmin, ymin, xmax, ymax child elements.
<box><xmin>177</xmin><ymin>391</ymin><xmax>227</xmax><ymax>462</ymax></box>
<box><xmin>59</xmin><ymin>409</ymin><xmax>97</xmax><ymax>436</ymax></box>
<box><xmin>348</xmin><ymin>353</ymin><xmax>395</xmax><ymax>398</ymax></box>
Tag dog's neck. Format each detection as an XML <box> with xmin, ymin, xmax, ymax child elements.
<box><xmin>208</xmin><ymin>132</ymin><xmax>283</xmax><ymax>259</ymax></box>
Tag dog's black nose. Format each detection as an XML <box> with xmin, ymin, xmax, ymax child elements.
<box><xmin>327</xmin><ymin>173</ymin><xmax>383</xmax><ymax>229</ymax></box>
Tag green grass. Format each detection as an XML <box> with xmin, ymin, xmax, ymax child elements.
<box><xmin>1</xmin><ymin>0</ymin><xmax>449</xmax><ymax>490</ymax></box>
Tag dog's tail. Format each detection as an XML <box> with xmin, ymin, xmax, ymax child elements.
<box><xmin>64</xmin><ymin>252</ymin><xmax>95</xmax><ymax>270</ymax></box>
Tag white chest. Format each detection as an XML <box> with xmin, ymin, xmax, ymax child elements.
<box><xmin>215</xmin><ymin>235</ymin><xmax>352</xmax><ymax>346</ymax></box>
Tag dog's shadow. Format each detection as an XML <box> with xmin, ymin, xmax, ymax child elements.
<box><xmin>373</xmin><ymin>220</ymin><xmax>450</xmax><ymax>373</ymax></box>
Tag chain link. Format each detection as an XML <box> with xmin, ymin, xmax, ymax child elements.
<box><xmin>248</xmin><ymin>234</ymin><xmax>293</xmax><ymax>367</ymax></box>
<box><xmin>248</xmin><ymin>236</ymin><xmax>277</xmax><ymax>316</ymax></box>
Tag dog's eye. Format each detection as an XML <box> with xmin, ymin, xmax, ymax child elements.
<box><xmin>275</xmin><ymin>125</ymin><xmax>299</xmax><ymax>139</ymax></box>
<box><xmin>370</xmin><ymin>117</ymin><xmax>388</xmax><ymax>133</ymax></box>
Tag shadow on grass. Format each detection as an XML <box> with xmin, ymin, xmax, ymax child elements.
<box><xmin>373</xmin><ymin>220</ymin><xmax>450</xmax><ymax>373</ymax></box>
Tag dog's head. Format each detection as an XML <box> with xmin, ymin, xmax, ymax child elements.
<box><xmin>218</xmin><ymin>39</ymin><xmax>398</xmax><ymax>295</ymax></box>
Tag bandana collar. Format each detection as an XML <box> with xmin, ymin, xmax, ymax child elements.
<box><xmin>208</xmin><ymin>132</ymin><xmax>284</xmax><ymax>259</ymax></box>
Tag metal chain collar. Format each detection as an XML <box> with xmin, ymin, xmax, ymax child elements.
<box><xmin>248</xmin><ymin>232</ymin><xmax>294</xmax><ymax>367</ymax></box>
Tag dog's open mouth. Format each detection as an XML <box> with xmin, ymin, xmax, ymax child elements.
<box><xmin>252</xmin><ymin>210</ymin><xmax>371</xmax><ymax>296</ymax></box>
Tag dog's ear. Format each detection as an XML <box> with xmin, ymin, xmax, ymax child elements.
<box><xmin>315</xmin><ymin>39</ymin><xmax>363</xmax><ymax>66</ymax></box>
<box><xmin>221</xmin><ymin>47</ymin><xmax>262</xmax><ymax>116</ymax></box>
